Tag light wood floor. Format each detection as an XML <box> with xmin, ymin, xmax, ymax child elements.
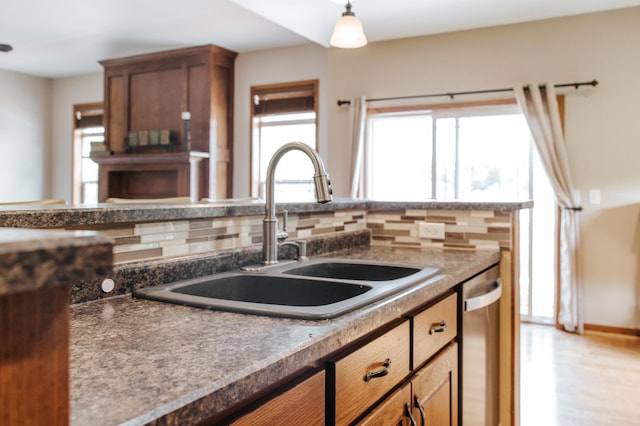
<box><xmin>520</xmin><ymin>323</ymin><xmax>640</xmax><ymax>426</ymax></box>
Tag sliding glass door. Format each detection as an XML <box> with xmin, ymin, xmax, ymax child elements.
<box><xmin>366</xmin><ymin>103</ymin><xmax>556</xmax><ymax>323</ymax></box>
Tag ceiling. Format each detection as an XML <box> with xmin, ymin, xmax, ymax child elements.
<box><xmin>1</xmin><ymin>0</ymin><xmax>640</xmax><ymax>78</ymax></box>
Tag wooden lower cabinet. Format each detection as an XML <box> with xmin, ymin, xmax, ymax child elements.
<box><xmin>229</xmin><ymin>370</ymin><xmax>325</xmax><ymax>426</ymax></box>
<box><xmin>358</xmin><ymin>344</ymin><xmax>458</xmax><ymax>426</ymax></box>
<box><xmin>359</xmin><ymin>383</ymin><xmax>413</xmax><ymax>426</ymax></box>
<box><xmin>330</xmin><ymin>321</ymin><xmax>411</xmax><ymax>426</ymax></box>
<box><xmin>324</xmin><ymin>292</ymin><xmax>460</xmax><ymax>426</ymax></box>
<box><xmin>411</xmin><ymin>343</ymin><xmax>458</xmax><ymax>426</ymax></box>
<box><xmin>227</xmin><ymin>291</ymin><xmax>461</xmax><ymax>426</ymax></box>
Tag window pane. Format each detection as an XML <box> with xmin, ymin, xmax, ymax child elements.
<box><xmin>254</xmin><ymin>112</ymin><xmax>317</xmax><ymax>202</ymax></box>
<box><xmin>81</xmin><ymin>158</ymin><xmax>98</xmax><ymax>181</ymax></box>
<box><xmin>368</xmin><ymin>115</ymin><xmax>432</xmax><ymax>200</ymax></box>
<box><xmin>82</xmin><ymin>138</ymin><xmax>93</xmax><ymax>157</ymax></box>
<box><xmin>83</xmin><ymin>183</ymin><xmax>99</xmax><ymax>204</ymax></box>
<box><xmin>457</xmin><ymin>114</ymin><xmax>530</xmax><ymax>200</ymax></box>
<box><xmin>258</xmin><ymin>122</ymin><xmax>315</xmax><ymax>182</ymax></box>
<box><xmin>434</xmin><ymin>118</ymin><xmax>457</xmax><ymax>199</ymax></box>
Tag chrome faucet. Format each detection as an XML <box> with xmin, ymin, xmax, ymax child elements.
<box><xmin>263</xmin><ymin>142</ymin><xmax>332</xmax><ymax>264</ymax></box>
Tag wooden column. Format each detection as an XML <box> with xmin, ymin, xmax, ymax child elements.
<box><xmin>0</xmin><ymin>287</ymin><xmax>70</xmax><ymax>425</ymax></box>
<box><xmin>0</xmin><ymin>228</ymin><xmax>113</xmax><ymax>426</ymax></box>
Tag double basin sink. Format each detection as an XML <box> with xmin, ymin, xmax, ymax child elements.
<box><xmin>133</xmin><ymin>258</ymin><xmax>442</xmax><ymax>320</ymax></box>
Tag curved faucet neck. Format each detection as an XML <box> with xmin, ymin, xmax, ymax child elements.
<box><xmin>263</xmin><ymin>142</ymin><xmax>332</xmax><ymax>264</ymax></box>
<box><xmin>265</xmin><ymin>142</ymin><xmax>330</xmax><ymax>219</ymax></box>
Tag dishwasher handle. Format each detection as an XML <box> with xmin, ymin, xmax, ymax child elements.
<box><xmin>464</xmin><ymin>278</ymin><xmax>502</xmax><ymax>312</ymax></box>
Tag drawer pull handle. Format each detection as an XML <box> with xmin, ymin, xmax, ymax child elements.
<box><xmin>405</xmin><ymin>402</ymin><xmax>417</xmax><ymax>426</ymax></box>
<box><xmin>364</xmin><ymin>358</ymin><xmax>391</xmax><ymax>382</ymax></box>
<box><xmin>429</xmin><ymin>320</ymin><xmax>447</xmax><ymax>334</ymax></box>
<box><xmin>414</xmin><ymin>394</ymin><xmax>426</xmax><ymax>425</ymax></box>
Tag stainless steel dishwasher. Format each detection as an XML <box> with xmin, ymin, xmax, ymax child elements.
<box><xmin>462</xmin><ymin>265</ymin><xmax>502</xmax><ymax>426</ymax></box>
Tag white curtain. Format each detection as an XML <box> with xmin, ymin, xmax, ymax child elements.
<box><xmin>348</xmin><ymin>96</ymin><xmax>367</xmax><ymax>199</ymax></box>
<box><xmin>514</xmin><ymin>83</ymin><xmax>583</xmax><ymax>334</ymax></box>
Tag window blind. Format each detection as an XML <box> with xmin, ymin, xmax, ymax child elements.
<box><xmin>74</xmin><ymin>103</ymin><xmax>104</xmax><ymax>129</ymax></box>
<box><xmin>252</xmin><ymin>82</ymin><xmax>316</xmax><ymax>116</ymax></box>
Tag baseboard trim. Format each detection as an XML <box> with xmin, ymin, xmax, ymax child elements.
<box><xmin>584</xmin><ymin>323</ymin><xmax>640</xmax><ymax>337</ymax></box>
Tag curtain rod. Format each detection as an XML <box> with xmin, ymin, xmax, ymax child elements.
<box><xmin>336</xmin><ymin>79</ymin><xmax>598</xmax><ymax>106</ymax></box>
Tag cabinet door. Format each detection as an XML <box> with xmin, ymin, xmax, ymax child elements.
<box><xmin>230</xmin><ymin>370</ymin><xmax>325</xmax><ymax>426</ymax></box>
<box><xmin>412</xmin><ymin>343</ymin><xmax>458</xmax><ymax>426</ymax></box>
<box><xmin>358</xmin><ymin>383</ymin><xmax>414</xmax><ymax>426</ymax></box>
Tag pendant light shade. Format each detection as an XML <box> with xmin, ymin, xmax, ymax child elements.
<box><xmin>330</xmin><ymin>1</ymin><xmax>367</xmax><ymax>48</ymax></box>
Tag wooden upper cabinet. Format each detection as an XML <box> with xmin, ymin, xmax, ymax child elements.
<box><xmin>99</xmin><ymin>44</ymin><xmax>237</xmax><ymax>199</ymax></box>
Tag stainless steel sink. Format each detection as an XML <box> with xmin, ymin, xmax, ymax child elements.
<box><xmin>133</xmin><ymin>259</ymin><xmax>442</xmax><ymax>320</ymax></box>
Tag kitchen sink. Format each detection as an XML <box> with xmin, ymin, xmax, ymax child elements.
<box><xmin>280</xmin><ymin>259</ymin><xmax>423</xmax><ymax>281</ymax></box>
<box><xmin>171</xmin><ymin>274</ymin><xmax>371</xmax><ymax>306</ymax></box>
<box><xmin>133</xmin><ymin>259</ymin><xmax>442</xmax><ymax>320</ymax></box>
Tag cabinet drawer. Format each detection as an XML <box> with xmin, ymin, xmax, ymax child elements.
<box><xmin>412</xmin><ymin>293</ymin><xmax>457</xmax><ymax>368</ymax></box>
<box><xmin>331</xmin><ymin>320</ymin><xmax>410</xmax><ymax>426</ymax></box>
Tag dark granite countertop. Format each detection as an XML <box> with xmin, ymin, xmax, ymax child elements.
<box><xmin>0</xmin><ymin>227</ymin><xmax>113</xmax><ymax>296</ymax></box>
<box><xmin>0</xmin><ymin>199</ymin><xmax>532</xmax><ymax>228</ymax></box>
<box><xmin>70</xmin><ymin>245</ymin><xmax>500</xmax><ymax>425</ymax></box>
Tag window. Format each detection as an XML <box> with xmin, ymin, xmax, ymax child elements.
<box><xmin>251</xmin><ymin>80</ymin><xmax>318</xmax><ymax>201</ymax></box>
<box><xmin>366</xmin><ymin>103</ymin><xmax>531</xmax><ymax>201</ymax></box>
<box><xmin>73</xmin><ymin>103</ymin><xmax>104</xmax><ymax>204</ymax></box>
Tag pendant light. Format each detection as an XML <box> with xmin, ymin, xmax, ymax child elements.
<box><xmin>330</xmin><ymin>1</ymin><xmax>367</xmax><ymax>48</ymax></box>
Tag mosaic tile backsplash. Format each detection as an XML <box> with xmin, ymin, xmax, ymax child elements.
<box><xmin>95</xmin><ymin>209</ymin><xmax>369</xmax><ymax>264</ymax></box>
<box><xmin>78</xmin><ymin>208</ymin><xmax>511</xmax><ymax>266</ymax></box>
<box><xmin>367</xmin><ymin>208</ymin><xmax>512</xmax><ymax>250</ymax></box>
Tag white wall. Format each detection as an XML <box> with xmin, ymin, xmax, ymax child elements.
<box><xmin>0</xmin><ymin>69</ymin><xmax>51</xmax><ymax>202</ymax></box>
<box><xmin>50</xmin><ymin>72</ymin><xmax>103</xmax><ymax>202</ymax></box>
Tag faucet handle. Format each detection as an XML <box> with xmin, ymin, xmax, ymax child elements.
<box><xmin>298</xmin><ymin>240</ymin><xmax>308</xmax><ymax>261</ymax></box>
<box><xmin>277</xmin><ymin>210</ymin><xmax>289</xmax><ymax>242</ymax></box>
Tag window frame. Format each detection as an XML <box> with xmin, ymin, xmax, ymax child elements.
<box><xmin>72</xmin><ymin>102</ymin><xmax>104</xmax><ymax>204</ymax></box>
